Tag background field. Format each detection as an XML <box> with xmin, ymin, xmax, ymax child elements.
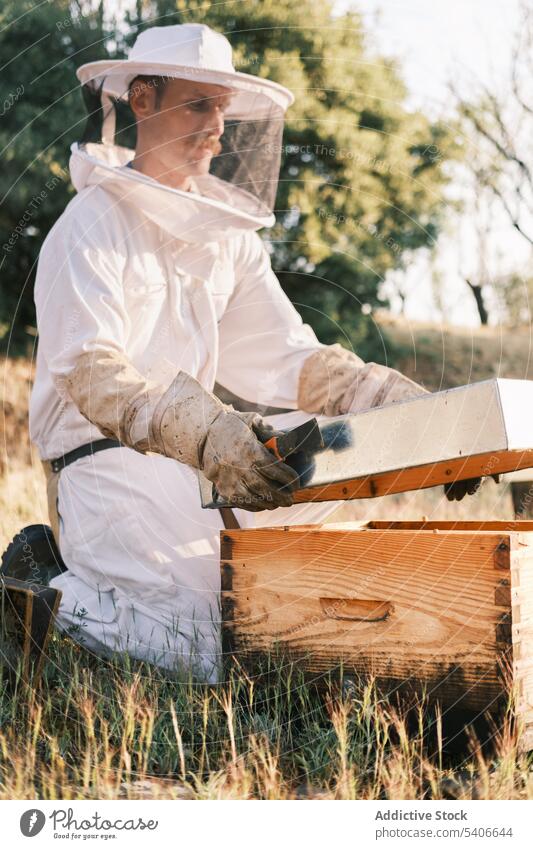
<box><xmin>2</xmin><ymin>319</ymin><xmax>532</xmax><ymax>801</ymax></box>
<box><xmin>2</xmin><ymin>0</ymin><xmax>533</xmax><ymax>803</ymax></box>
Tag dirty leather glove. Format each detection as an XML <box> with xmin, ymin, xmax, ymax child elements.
<box><xmin>444</xmin><ymin>473</ymin><xmax>500</xmax><ymax>502</ymax></box>
<box><xmin>444</xmin><ymin>478</ymin><xmax>483</xmax><ymax>501</ymax></box>
<box><xmin>297</xmin><ymin>343</ymin><xmax>428</xmax><ymax>416</ymax></box>
<box><xmin>66</xmin><ymin>351</ymin><xmax>298</xmax><ymax>511</ymax></box>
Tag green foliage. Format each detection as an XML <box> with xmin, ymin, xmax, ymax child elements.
<box><xmin>493</xmin><ymin>272</ymin><xmax>533</xmax><ymax>327</ymax></box>
<box><xmin>0</xmin><ymin>0</ymin><xmax>110</xmax><ymax>353</ymax></box>
<box><xmin>1</xmin><ymin>0</ymin><xmax>456</xmax><ymax>362</ymax></box>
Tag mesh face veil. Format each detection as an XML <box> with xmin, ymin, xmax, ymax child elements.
<box><xmin>79</xmin><ymin>76</ymin><xmax>288</xmax><ymax>220</ymax></box>
<box><xmin>74</xmin><ymin>25</ymin><xmax>294</xmax><ymax>233</ymax></box>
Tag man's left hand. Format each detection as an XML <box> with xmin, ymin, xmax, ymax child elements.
<box><xmin>444</xmin><ymin>473</ymin><xmax>500</xmax><ymax>501</ymax></box>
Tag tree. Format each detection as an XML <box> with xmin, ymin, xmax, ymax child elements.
<box><xmin>453</xmin><ymin>2</ymin><xmax>533</xmax><ymax>250</ymax></box>
<box><xmin>450</xmin><ymin>1</ymin><xmax>533</xmax><ymax>327</ymax></box>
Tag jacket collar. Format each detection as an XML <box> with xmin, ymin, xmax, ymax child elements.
<box><xmin>69</xmin><ymin>142</ymin><xmax>274</xmax><ymax>245</ymax></box>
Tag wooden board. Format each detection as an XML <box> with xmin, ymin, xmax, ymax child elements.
<box><xmin>293</xmin><ymin>448</ymin><xmax>533</xmax><ymax>502</ymax></box>
<box><xmin>201</xmin><ymin>379</ymin><xmax>533</xmax><ymax>507</ymax></box>
<box><xmin>367</xmin><ymin>520</ymin><xmax>533</xmax><ymax>531</ymax></box>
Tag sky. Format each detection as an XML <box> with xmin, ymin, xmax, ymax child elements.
<box><xmin>338</xmin><ymin>0</ymin><xmax>522</xmax><ymax>112</ymax></box>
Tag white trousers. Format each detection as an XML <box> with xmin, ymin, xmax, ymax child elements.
<box><xmin>50</xmin><ymin>411</ymin><xmax>340</xmax><ymax>682</ymax></box>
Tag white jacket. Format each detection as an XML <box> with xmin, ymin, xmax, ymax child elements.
<box><xmin>29</xmin><ymin>143</ymin><xmax>323</xmax><ymax>458</ymax></box>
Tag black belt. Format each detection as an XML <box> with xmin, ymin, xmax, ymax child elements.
<box><xmin>49</xmin><ymin>438</ymin><xmax>123</xmax><ymax>473</ymax></box>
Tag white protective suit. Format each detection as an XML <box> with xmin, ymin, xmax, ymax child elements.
<box><xmin>29</xmin><ymin>24</ymin><xmax>431</xmax><ymax>682</ymax></box>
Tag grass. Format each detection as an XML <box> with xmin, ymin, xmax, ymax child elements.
<box><xmin>0</xmin><ymin>472</ymin><xmax>530</xmax><ymax>800</ymax></box>
<box><xmin>1</xmin><ymin>342</ymin><xmax>533</xmax><ymax>799</ymax></box>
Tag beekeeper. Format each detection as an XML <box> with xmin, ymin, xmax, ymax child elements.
<box><xmin>29</xmin><ymin>23</ymin><xmax>478</xmax><ymax>682</ymax></box>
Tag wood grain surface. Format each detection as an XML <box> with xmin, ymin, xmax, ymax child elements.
<box><xmin>221</xmin><ymin>523</ymin><xmax>518</xmax><ymax>713</ymax></box>
<box><xmin>293</xmin><ymin>448</ymin><xmax>533</xmax><ymax>502</ymax></box>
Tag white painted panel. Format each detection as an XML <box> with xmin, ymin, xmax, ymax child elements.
<box><xmin>494</xmin><ymin>378</ymin><xmax>533</xmax><ymax>449</ymax></box>
<box><xmin>303</xmin><ymin>379</ymin><xmax>510</xmax><ymax>484</ymax></box>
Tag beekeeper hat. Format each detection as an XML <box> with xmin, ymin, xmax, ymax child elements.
<box><xmin>75</xmin><ymin>24</ymin><xmax>294</xmax><ymax>226</ymax></box>
<box><xmin>77</xmin><ymin>23</ymin><xmax>294</xmax><ymax>115</ymax></box>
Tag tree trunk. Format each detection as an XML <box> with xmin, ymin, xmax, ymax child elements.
<box><xmin>466</xmin><ymin>279</ymin><xmax>489</xmax><ymax>325</ymax></box>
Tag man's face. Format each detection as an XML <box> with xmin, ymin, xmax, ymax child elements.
<box><xmin>129</xmin><ymin>77</ymin><xmax>233</xmax><ymax>186</ymax></box>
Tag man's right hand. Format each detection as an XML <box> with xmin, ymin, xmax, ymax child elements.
<box><xmin>201</xmin><ymin>410</ymin><xmax>299</xmax><ymax>511</ymax></box>
<box><xmin>67</xmin><ymin>356</ymin><xmax>299</xmax><ymax>512</ymax></box>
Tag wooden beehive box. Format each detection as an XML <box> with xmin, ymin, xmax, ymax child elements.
<box><xmin>221</xmin><ymin>520</ymin><xmax>533</xmax><ymax>751</ymax></box>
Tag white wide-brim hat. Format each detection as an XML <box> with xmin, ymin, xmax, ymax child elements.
<box><xmin>74</xmin><ymin>24</ymin><xmax>294</xmax><ymax>238</ymax></box>
<box><xmin>76</xmin><ymin>23</ymin><xmax>294</xmax><ymax>118</ymax></box>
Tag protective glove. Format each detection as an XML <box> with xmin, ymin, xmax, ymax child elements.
<box><xmin>66</xmin><ymin>350</ymin><xmax>298</xmax><ymax>512</ymax></box>
<box><xmin>444</xmin><ymin>473</ymin><xmax>500</xmax><ymax>502</ymax></box>
<box><xmin>297</xmin><ymin>343</ymin><xmax>428</xmax><ymax>416</ymax></box>
<box><xmin>200</xmin><ymin>412</ymin><xmax>299</xmax><ymax>511</ymax></box>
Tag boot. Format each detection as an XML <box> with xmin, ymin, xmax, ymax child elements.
<box><xmin>1</xmin><ymin>524</ymin><xmax>67</xmax><ymax>586</ymax></box>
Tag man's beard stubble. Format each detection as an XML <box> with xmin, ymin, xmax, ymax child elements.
<box><xmin>201</xmin><ymin>135</ymin><xmax>222</xmax><ymax>156</ymax></box>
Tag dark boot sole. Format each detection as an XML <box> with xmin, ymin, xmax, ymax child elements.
<box><xmin>1</xmin><ymin>524</ymin><xmax>67</xmax><ymax>587</ymax></box>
